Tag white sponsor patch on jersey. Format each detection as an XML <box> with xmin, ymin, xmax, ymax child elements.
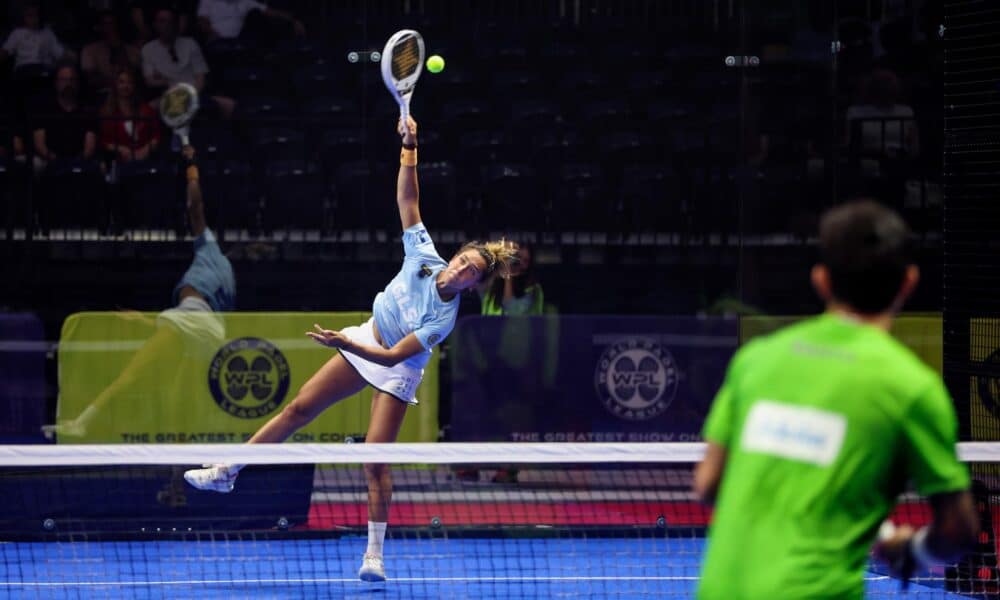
<box><xmin>740</xmin><ymin>401</ymin><xmax>847</xmax><ymax>466</ymax></box>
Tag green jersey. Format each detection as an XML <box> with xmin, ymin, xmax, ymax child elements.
<box><xmin>698</xmin><ymin>314</ymin><xmax>969</xmax><ymax>600</ymax></box>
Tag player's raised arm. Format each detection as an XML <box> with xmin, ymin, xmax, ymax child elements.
<box><xmin>396</xmin><ymin>116</ymin><xmax>422</xmax><ymax>230</ymax></box>
<box><xmin>182</xmin><ymin>145</ymin><xmax>207</xmax><ymax>237</ymax></box>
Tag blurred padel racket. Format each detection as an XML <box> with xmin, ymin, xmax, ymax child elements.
<box><xmin>381</xmin><ymin>29</ymin><xmax>424</xmax><ymax>123</ymax></box>
<box><xmin>159</xmin><ymin>82</ymin><xmax>199</xmax><ymax>146</ymax></box>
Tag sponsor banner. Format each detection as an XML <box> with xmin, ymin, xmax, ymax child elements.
<box><xmin>56</xmin><ymin>312</ymin><xmax>439</xmax><ymax>444</ymax></box>
<box><xmin>449</xmin><ymin>316</ymin><xmax>738</xmax><ymax>442</ymax></box>
<box><xmin>741</xmin><ymin>314</ymin><xmax>943</xmax><ymax>374</ymax></box>
<box><xmin>970</xmin><ymin>318</ymin><xmax>1000</xmax><ymax>442</ymax></box>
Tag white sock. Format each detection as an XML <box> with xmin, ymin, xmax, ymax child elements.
<box><xmin>366</xmin><ymin>521</ymin><xmax>387</xmax><ymax>556</ymax></box>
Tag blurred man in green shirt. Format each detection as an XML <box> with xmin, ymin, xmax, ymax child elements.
<box><xmin>695</xmin><ymin>200</ymin><xmax>978</xmax><ymax>599</ymax></box>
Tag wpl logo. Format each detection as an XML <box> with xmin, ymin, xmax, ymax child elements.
<box><xmin>594</xmin><ymin>337</ymin><xmax>678</xmax><ymax>421</ymax></box>
<box><xmin>208</xmin><ymin>337</ymin><xmax>291</xmax><ymax>419</ymax></box>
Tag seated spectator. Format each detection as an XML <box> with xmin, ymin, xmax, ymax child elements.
<box><xmin>0</xmin><ymin>3</ymin><xmax>73</xmax><ymax>70</ymax></box>
<box><xmin>196</xmin><ymin>0</ymin><xmax>305</xmax><ymax>43</ymax></box>
<box><xmin>32</xmin><ymin>63</ymin><xmax>97</xmax><ymax>173</ymax></box>
<box><xmin>141</xmin><ymin>6</ymin><xmax>234</xmax><ymax>119</ymax></box>
<box><xmin>100</xmin><ymin>67</ymin><xmax>161</xmax><ymax>163</ymax></box>
<box><xmin>455</xmin><ymin>242</ymin><xmax>545</xmax><ymax>484</ymax></box>
<box><xmin>479</xmin><ymin>242</ymin><xmax>544</xmax><ymax>316</ymax></box>
<box><xmin>81</xmin><ymin>11</ymin><xmax>141</xmax><ymax>97</ymax></box>
<box><xmin>845</xmin><ymin>68</ymin><xmax>919</xmax><ymax>160</ymax></box>
<box><xmin>129</xmin><ymin>2</ymin><xmax>195</xmax><ymax>45</ymax></box>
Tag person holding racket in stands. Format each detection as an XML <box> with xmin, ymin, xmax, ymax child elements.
<box><xmin>184</xmin><ymin>113</ymin><xmax>519</xmax><ymax>582</ymax></box>
<box><xmin>43</xmin><ymin>142</ymin><xmax>234</xmax><ymax>437</ymax></box>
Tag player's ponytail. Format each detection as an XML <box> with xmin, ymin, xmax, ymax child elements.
<box><xmin>457</xmin><ymin>239</ymin><xmax>520</xmax><ymax>282</ymax></box>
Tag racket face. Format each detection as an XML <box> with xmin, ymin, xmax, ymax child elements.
<box><xmin>159</xmin><ymin>82</ymin><xmax>200</xmax><ymax>129</ymax></box>
<box><xmin>381</xmin><ymin>30</ymin><xmax>424</xmax><ymax>111</ymax></box>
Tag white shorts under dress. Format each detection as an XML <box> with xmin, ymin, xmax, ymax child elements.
<box><xmin>156</xmin><ymin>295</ymin><xmax>225</xmax><ymax>359</ymax></box>
<box><xmin>339</xmin><ymin>317</ymin><xmax>422</xmax><ymax>405</ymax></box>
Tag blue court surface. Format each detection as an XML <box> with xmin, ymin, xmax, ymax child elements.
<box><xmin>0</xmin><ymin>537</ymin><xmax>969</xmax><ymax>599</ymax></box>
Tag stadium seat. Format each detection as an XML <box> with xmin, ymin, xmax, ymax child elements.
<box><xmin>415</xmin><ymin>161</ymin><xmax>459</xmax><ymax>229</ymax></box>
<box><xmin>299</xmin><ymin>96</ymin><xmax>359</xmax><ymax>125</ymax></box>
<box><xmin>318</xmin><ymin>129</ymin><xmax>368</xmax><ymax>172</ymax></box>
<box><xmin>198</xmin><ymin>160</ymin><xmax>256</xmax><ymax>231</ymax></box>
<box><xmin>441</xmin><ymin>99</ymin><xmax>490</xmax><ymax>132</ymax></box>
<box><xmin>116</xmin><ymin>160</ymin><xmax>179</xmax><ymax>231</ymax></box>
<box><xmin>480</xmin><ymin>163</ymin><xmax>539</xmax><ymax>231</ymax></box>
<box><xmin>222</xmin><ymin>66</ymin><xmax>278</xmax><ymax>97</ymax></box>
<box><xmin>35</xmin><ymin>159</ymin><xmax>105</xmax><ymax>231</ymax></box>
<box><xmin>263</xmin><ymin>160</ymin><xmax>327</xmax><ymax>231</ymax></box>
<box><xmin>238</xmin><ymin>96</ymin><xmax>293</xmax><ymax>119</ymax></box>
<box><xmin>249</xmin><ymin>127</ymin><xmax>308</xmax><ymax>163</ymax></box>
<box><xmin>621</xmin><ymin>164</ymin><xmax>682</xmax><ymax>232</ymax></box>
<box><xmin>554</xmin><ymin>163</ymin><xmax>605</xmax><ymax>231</ymax></box>
<box><xmin>530</xmin><ymin>130</ymin><xmax>586</xmax><ymax>166</ymax></box>
<box><xmin>333</xmin><ymin>161</ymin><xmax>392</xmax><ymax>229</ymax></box>
<box><xmin>291</xmin><ymin>63</ymin><xmax>341</xmax><ymax>99</ymax></box>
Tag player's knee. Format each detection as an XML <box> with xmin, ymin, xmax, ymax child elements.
<box><xmin>281</xmin><ymin>397</ymin><xmax>315</xmax><ymax>427</ymax></box>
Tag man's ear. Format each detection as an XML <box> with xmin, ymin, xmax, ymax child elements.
<box><xmin>811</xmin><ymin>264</ymin><xmax>833</xmax><ymax>303</ymax></box>
<box><xmin>889</xmin><ymin>264</ymin><xmax>920</xmax><ymax>313</ymax></box>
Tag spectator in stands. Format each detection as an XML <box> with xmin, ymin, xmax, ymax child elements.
<box><xmin>0</xmin><ymin>3</ymin><xmax>73</xmax><ymax>71</ymax></box>
<box><xmin>479</xmin><ymin>241</ymin><xmax>543</xmax><ymax>317</ymax></box>
<box><xmin>845</xmin><ymin>68</ymin><xmax>919</xmax><ymax>160</ymax></box>
<box><xmin>100</xmin><ymin>66</ymin><xmax>161</xmax><ymax>163</ymax></box>
<box><xmin>196</xmin><ymin>0</ymin><xmax>305</xmax><ymax>43</ymax></box>
<box><xmin>455</xmin><ymin>242</ymin><xmax>546</xmax><ymax>483</ymax></box>
<box><xmin>141</xmin><ymin>6</ymin><xmax>234</xmax><ymax>118</ymax></box>
<box><xmin>32</xmin><ymin>63</ymin><xmax>97</xmax><ymax>173</ymax></box>
<box><xmin>128</xmin><ymin>1</ymin><xmax>195</xmax><ymax>45</ymax></box>
<box><xmin>81</xmin><ymin>11</ymin><xmax>141</xmax><ymax>97</ymax></box>
<box><xmin>43</xmin><ymin>142</ymin><xmax>234</xmax><ymax>439</ymax></box>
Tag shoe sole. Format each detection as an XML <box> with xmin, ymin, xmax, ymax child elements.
<box><xmin>359</xmin><ymin>571</ymin><xmax>386</xmax><ymax>582</ymax></box>
<box><xmin>183</xmin><ymin>473</ymin><xmax>234</xmax><ymax>493</ymax></box>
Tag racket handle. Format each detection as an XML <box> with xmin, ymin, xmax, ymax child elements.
<box><xmin>177</xmin><ymin>125</ymin><xmax>191</xmax><ymax>147</ymax></box>
<box><xmin>399</xmin><ymin>96</ymin><xmax>411</xmax><ymax>128</ymax></box>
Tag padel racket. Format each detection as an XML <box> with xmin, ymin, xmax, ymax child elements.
<box><xmin>159</xmin><ymin>82</ymin><xmax>199</xmax><ymax>146</ymax></box>
<box><xmin>380</xmin><ymin>29</ymin><xmax>424</xmax><ymax>124</ymax></box>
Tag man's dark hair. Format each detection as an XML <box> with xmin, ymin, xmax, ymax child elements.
<box><xmin>819</xmin><ymin>200</ymin><xmax>912</xmax><ymax>314</ymax></box>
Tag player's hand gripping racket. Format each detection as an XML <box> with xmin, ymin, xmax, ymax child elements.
<box><xmin>159</xmin><ymin>82</ymin><xmax>200</xmax><ymax>146</ymax></box>
<box><xmin>381</xmin><ymin>29</ymin><xmax>424</xmax><ymax>124</ymax></box>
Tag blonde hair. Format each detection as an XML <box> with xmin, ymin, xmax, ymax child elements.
<box><xmin>458</xmin><ymin>239</ymin><xmax>520</xmax><ymax>281</ymax></box>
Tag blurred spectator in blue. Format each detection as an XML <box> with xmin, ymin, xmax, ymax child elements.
<box><xmin>845</xmin><ymin>68</ymin><xmax>919</xmax><ymax>160</ymax></box>
<box><xmin>0</xmin><ymin>3</ymin><xmax>73</xmax><ymax>70</ymax></box>
<box><xmin>141</xmin><ymin>6</ymin><xmax>234</xmax><ymax>118</ymax></box>
<box><xmin>196</xmin><ymin>0</ymin><xmax>305</xmax><ymax>43</ymax></box>
<box><xmin>32</xmin><ymin>63</ymin><xmax>97</xmax><ymax>173</ymax></box>
<box><xmin>81</xmin><ymin>11</ymin><xmax>141</xmax><ymax>98</ymax></box>
<box><xmin>100</xmin><ymin>66</ymin><xmax>161</xmax><ymax>163</ymax></box>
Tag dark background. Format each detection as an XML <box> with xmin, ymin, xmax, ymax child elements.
<box><xmin>0</xmin><ymin>0</ymin><xmax>967</xmax><ymax>439</ymax></box>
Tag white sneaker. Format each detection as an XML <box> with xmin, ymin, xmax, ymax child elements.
<box><xmin>183</xmin><ymin>464</ymin><xmax>237</xmax><ymax>493</ymax></box>
<box><xmin>358</xmin><ymin>553</ymin><xmax>386</xmax><ymax>582</ymax></box>
<box><xmin>40</xmin><ymin>419</ymin><xmax>86</xmax><ymax>439</ymax></box>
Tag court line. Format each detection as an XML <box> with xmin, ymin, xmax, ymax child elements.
<box><xmin>0</xmin><ymin>575</ymin><xmax>946</xmax><ymax>587</ymax></box>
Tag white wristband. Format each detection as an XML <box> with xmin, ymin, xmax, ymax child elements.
<box><xmin>910</xmin><ymin>526</ymin><xmax>943</xmax><ymax>568</ymax></box>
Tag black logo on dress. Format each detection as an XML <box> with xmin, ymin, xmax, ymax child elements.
<box><xmin>208</xmin><ymin>337</ymin><xmax>290</xmax><ymax>419</ymax></box>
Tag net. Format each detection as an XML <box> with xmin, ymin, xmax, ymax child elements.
<box><xmin>0</xmin><ymin>443</ymin><xmax>997</xmax><ymax>599</ymax></box>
